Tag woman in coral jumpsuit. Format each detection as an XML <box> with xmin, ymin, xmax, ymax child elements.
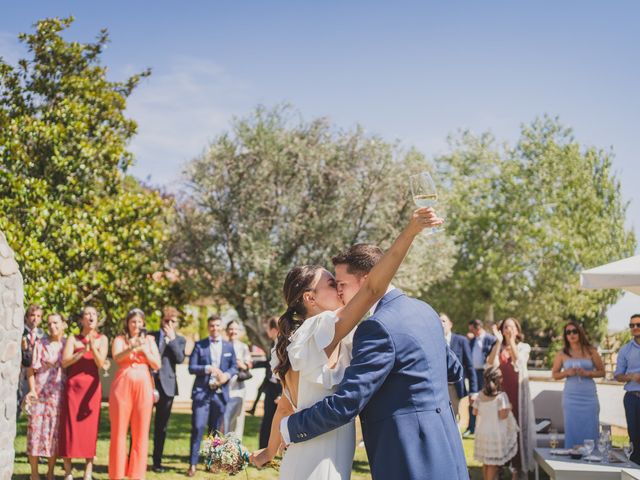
<box><xmin>109</xmin><ymin>308</ymin><xmax>161</xmax><ymax>479</ymax></box>
<box><xmin>59</xmin><ymin>306</ymin><xmax>109</xmax><ymax>480</ymax></box>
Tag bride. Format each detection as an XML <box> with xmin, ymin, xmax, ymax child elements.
<box><xmin>250</xmin><ymin>207</ymin><xmax>443</xmax><ymax>479</ymax></box>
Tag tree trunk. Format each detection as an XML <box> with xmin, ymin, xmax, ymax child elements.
<box><xmin>484</xmin><ymin>303</ymin><xmax>494</xmax><ymax>326</ymax></box>
<box><xmin>234</xmin><ymin>302</ymin><xmax>270</xmax><ymax>353</ymax></box>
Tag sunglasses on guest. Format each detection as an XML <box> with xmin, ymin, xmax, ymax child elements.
<box><xmin>629</xmin><ymin>322</ymin><xmax>640</xmax><ymax>329</ymax></box>
<box><xmin>565</xmin><ymin>328</ymin><xmax>579</xmax><ymax>336</ymax></box>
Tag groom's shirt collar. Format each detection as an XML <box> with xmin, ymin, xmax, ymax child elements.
<box><xmin>369</xmin><ymin>285</ymin><xmax>396</xmax><ymax>316</ymax></box>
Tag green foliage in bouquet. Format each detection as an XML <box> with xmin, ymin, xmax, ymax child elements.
<box><xmin>201</xmin><ymin>432</ymin><xmax>251</xmax><ymax>476</ymax></box>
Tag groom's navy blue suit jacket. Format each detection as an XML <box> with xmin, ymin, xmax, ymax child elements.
<box><xmin>287</xmin><ymin>289</ymin><xmax>469</xmax><ymax>480</ymax></box>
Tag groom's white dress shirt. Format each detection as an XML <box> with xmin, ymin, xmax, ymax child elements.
<box><xmin>279</xmin><ymin>285</ymin><xmax>397</xmax><ymax>445</ymax></box>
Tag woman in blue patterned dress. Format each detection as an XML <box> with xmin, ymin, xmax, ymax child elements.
<box><xmin>551</xmin><ymin>321</ymin><xmax>605</xmax><ymax>448</ymax></box>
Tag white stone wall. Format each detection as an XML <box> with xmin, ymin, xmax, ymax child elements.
<box><xmin>0</xmin><ymin>231</ymin><xmax>23</xmax><ymax>480</ymax></box>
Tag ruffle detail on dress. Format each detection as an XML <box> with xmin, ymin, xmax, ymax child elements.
<box><xmin>286</xmin><ymin>311</ymin><xmax>336</xmax><ymax>387</ymax></box>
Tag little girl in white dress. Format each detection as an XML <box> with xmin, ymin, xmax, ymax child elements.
<box><xmin>473</xmin><ymin>366</ymin><xmax>519</xmax><ymax>480</ymax></box>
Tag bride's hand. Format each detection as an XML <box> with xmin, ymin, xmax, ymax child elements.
<box><xmin>408</xmin><ymin>207</ymin><xmax>444</xmax><ymax>236</ymax></box>
<box><xmin>250</xmin><ymin>448</ymin><xmax>272</xmax><ymax>468</ymax></box>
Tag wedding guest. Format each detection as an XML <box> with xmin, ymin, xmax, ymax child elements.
<box><xmin>25</xmin><ymin>313</ymin><xmax>67</xmax><ymax>480</ymax></box>
<box><xmin>109</xmin><ymin>308</ymin><xmax>161</xmax><ymax>479</ymax></box>
<box><xmin>465</xmin><ymin>319</ymin><xmax>497</xmax><ymax>436</ymax></box>
<box><xmin>59</xmin><ymin>306</ymin><xmax>108</xmax><ymax>480</ymax></box>
<box><xmin>223</xmin><ymin>320</ymin><xmax>253</xmax><ymax>438</ymax></box>
<box><xmin>551</xmin><ymin>321</ymin><xmax>604</xmax><ymax>448</ymax></box>
<box><xmin>473</xmin><ymin>367</ymin><xmax>518</xmax><ymax>480</ymax></box>
<box><xmin>187</xmin><ymin>315</ymin><xmax>237</xmax><ymax>477</ymax></box>
<box><xmin>254</xmin><ymin>316</ymin><xmax>282</xmax><ymax>449</ymax></box>
<box><xmin>247</xmin><ymin>318</ymin><xmax>279</xmax><ymax>413</ymax></box>
<box><xmin>441</xmin><ymin>313</ymin><xmax>478</xmax><ymax>420</ymax></box>
<box><xmin>487</xmin><ymin>317</ymin><xmax>536</xmax><ymax>479</ymax></box>
<box><xmin>150</xmin><ymin>306</ymin><xmax>186</xmax><ymax>473</ymax></box>
<box><xmin>19</xmin><ymin>304</ymin><xmax>44</xmax><ymax>415</ymax></box>
<box><xmin>615</xmin><ymin>313</ymin><xmax>640</xmax><ymax>464</ymax></box>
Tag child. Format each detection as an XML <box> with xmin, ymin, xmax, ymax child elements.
<box><xmin>473</xmin><ymin>366</ymin><xmax>519</xmax><ymax>480</ymax></box>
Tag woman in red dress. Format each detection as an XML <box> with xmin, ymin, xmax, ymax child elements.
<box><xmin>58</xmin><ymin>306</ymin><xmax>109</xmax><ymax>480</ymax></box>
<box><xmin>487</xmin><ymin>317</ymin><xmax>536</xmax><ymax>480</ymax></box>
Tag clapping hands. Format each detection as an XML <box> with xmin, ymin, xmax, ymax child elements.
<box><xmin>492</xmin><ymin>324</ymin><xmax>503</xmax><ymax>343</ymax></box>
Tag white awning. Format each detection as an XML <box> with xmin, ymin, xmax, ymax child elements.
<box><xmin>580</xmin><ymin>255</ymin><xmax>640</xmax><ymax>296</ymax></box>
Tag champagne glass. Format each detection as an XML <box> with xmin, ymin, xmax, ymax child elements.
<box><xmin>598</xmin><ymin>434</ymin><xmax>608</xmax><ymax>461</ymax></box>
<box><xmin>102</xmin><ymin>358</ymin><xmax>111</xmax><ymax>378</ymax></box>
<box><xmin>409</xmin><ymin>172</ymin><xmax>443</xmax><ymax>236</ymax></box>
<box><xmin>624</xmin><ymin>441</ymin><xmax>633</xmax><ymax>464</ymax></box>
<box><xmin>584</xmin><ymin>439</ymin><xmax>595</xmax><ymax>462</ymax></box>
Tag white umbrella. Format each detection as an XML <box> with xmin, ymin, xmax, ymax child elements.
<box><xmin>580</xmin><ymin>255</ymin><xmax>640</xmax><ymax>295</ymax></box>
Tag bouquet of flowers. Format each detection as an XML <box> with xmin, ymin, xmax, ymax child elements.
<box><xmin>201</xmin><ymin>432</ymin><xmax>250</xmax><ymax>476</ymax></box>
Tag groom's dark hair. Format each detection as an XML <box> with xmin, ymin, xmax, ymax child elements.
<box><xmin>332</xmin><ymin>243</ymin><xmax>384</xmax><ymax>277</ymax></box>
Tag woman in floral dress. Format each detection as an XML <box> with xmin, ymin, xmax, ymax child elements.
<box><xmin>26</xmin><ymin>313</ymin><xmax>67</xmax><ymax>480</ymax></box>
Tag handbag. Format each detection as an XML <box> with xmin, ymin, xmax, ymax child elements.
<box><xmin>237</xmin><ymin>367</ymin><xmax>253</xmax><ymax>382</ymax></box>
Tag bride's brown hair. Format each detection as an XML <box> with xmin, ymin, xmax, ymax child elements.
<box><xmin>274</xmin><ymin>265</ymin><xmax>323</xmax><ymax>381</ymax></box>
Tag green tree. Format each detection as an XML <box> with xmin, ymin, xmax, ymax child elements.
<box><xmin>429</xmin><ymin>116</ymin><xmax>636</xmax><ymax>341</ymax></box>
<box><xmin>171</xmin><ymin>105</ymin><xmax>456</xmax><ymax>348</ymax></box>
<box><xmin>0</xmin><ymin>17</ymin><xmax>180</xmax><ymax>335</ymax></box>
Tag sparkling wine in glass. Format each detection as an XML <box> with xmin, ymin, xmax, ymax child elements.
<box><xmin>409</xmin><ymin>172</ymin><xmax>443</xmax><ymax>235</ymax></box>
<box><xmin>102</xmin><ymin>359</ymin><xmax>111</xmax><ymax>378</ymax></box>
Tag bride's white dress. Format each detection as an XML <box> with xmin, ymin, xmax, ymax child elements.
<box><xmin>270</xmin><ymin>310</ymin><xmax>356</xmax><ymax>480</ymax></box>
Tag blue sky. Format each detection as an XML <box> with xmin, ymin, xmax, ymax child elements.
<box><xmin>2</xmin><ymin>1</ymin><xmax>638</xmax><ymax>329</ymax></box>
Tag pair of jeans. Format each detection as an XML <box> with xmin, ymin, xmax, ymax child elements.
<box><xmin>624</xmin><ymin>391</ymin><xmax>640</xmax><ymax>464</ymax></box>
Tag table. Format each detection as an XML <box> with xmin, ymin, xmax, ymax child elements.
<box><xmin>534</xmin><ymin>448</ymin><xmax>640</xmax><ymax>480</ymax></box>
<box><xmin>622</xmin><ymin>468</ymin><xmax>640</xmax><ymax>480</ymax></box>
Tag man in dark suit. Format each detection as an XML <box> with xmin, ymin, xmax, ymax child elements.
<box><xmin>150</xmin><ymin>306</ymin><xmax>186</xmax><ymax>473</ymax></box>
<box><xmin>465</xmin><ymin>318</ymin><xmax>497</xmax><ymax>436</ymax></box>
<box><xmin>440</xmin><ymin>314</ymin><xmax>478</xmax><ymax>422</ymax></box>
<box><xmin>18</xmin><ymin>304</ymin><xmax>43</xmax><ymax>416</ymax></box>
<box><xmin>254</xmin><ymin>317</ymin><xmax>282</xmax><ymax>449</ymax></box>
<box><xmin>187</xmin><ymin>315</ymin><xmax>237</xmax><ymax>477</ymax></box>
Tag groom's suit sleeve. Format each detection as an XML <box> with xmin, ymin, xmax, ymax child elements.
<box><xmin>286</xmin><ymin>319</ymin><xmax>395</xmax><ymax>444</ymax></box>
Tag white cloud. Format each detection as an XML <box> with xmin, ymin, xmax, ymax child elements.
<box><xmin>124</xmin><ymin>56</ymin><xmax>251</xmax><ymax>187</ymax></box>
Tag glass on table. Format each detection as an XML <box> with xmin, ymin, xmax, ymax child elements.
<box><xmin>549</xmin><ymin>429</ymin><xmax>559</xmax><ymax>450</ymax></box>
<box><xmin>624</xmin><ymin>440</ymin><xmax>634</xmax><ymax>464</ymax></box>
<box><xmin>598</xmin><ymin>434</ymin><xmax>609</xmax><ymax>462</ymax></box>
<box><xmin>583</xmin><ymin>439</ymin><xmax>595</xmax><ymax>462</ymax></box>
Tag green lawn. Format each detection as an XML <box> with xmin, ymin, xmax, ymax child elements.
<box><xmin>14</xmin><ymin>408</ymin><xmax>540</xmax><ymax>479</ymax></box>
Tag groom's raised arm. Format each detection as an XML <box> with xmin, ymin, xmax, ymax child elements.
<box><xmin>284</xmin><ymin>319</ymin><xmax>395</xmax><ymax>444</ymax></box>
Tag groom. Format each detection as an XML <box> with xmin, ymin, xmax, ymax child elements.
<box><xmin>280</xmin><ymin>244</ymin><xmax>469</xmax><ymax>479</ymax></box>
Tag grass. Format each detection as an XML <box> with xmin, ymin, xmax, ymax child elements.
<box><xmin>13</xmin><ymin>407</ymin><xmax>373</xmax><ymax>479</ymax></box>
<box><xmin>13</xmin><ymin>407</ymin><xmax>548</xmax><ymax>479</ymax></box>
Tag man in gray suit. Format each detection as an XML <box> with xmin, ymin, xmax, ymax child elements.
<box><xmin>150</xmin><ymin>306</ymin><xmax>187</xmax><ymax>473</ymax></box>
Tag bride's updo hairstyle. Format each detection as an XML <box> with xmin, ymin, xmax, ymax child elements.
<box><xmin>274</xmin><ymin>265</ymin><xmax>323</xmax><ymax>380</ymax></box>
